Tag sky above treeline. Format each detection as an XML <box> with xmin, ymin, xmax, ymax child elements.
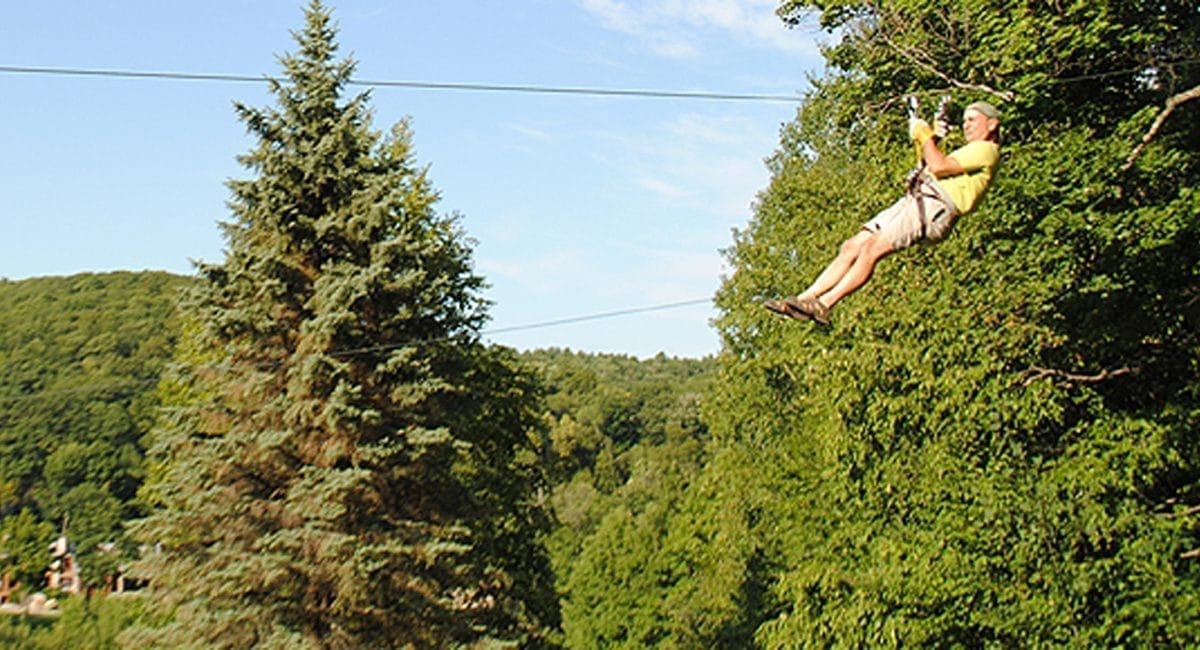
<box><xmin>1</xmin><ymin>1</ymin><xmax>825</xmax><ymax>358</ymax></box>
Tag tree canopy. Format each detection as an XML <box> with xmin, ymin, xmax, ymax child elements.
<box><xmin>0</xmin><ymin>271</ymin><xmax>184</xmax><ymax>589</ymax></box>
<box><xmin>700</xmin><ymin>0</ymin><xmax>1200</xmax><ymax>645</ymax></box>
<box><xmin>0</xmin><ymin>274</ymin><xmax>722</xmax><ymax>647</ymax></box>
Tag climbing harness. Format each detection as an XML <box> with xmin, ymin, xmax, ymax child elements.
<box><xmin>905</xmin><ymin>95</ymin><xmax>952</xmax><ymax>239</ymax></box>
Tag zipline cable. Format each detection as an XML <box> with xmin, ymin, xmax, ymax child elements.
<box><xmin>489</xmin><ymin>297</ymin><xmax>712</xmax><ymax>336</ymax></box>
<box><xmin>330</xmin><ymin>297</ymin><xmax>714</xmax><ymax>359</ymax></box>
<box><xmin>3</xmin><ymin>59</ymin><xmax>1197</xmax><ymax>101</ymax></box>
<box><xmin>0</xmin><ymin>64</ymin><xmax>802</xmax><ymax>103</ymax></box>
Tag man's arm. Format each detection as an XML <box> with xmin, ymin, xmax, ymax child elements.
<box><xmin>921</xmin><ymin>138</ymin><xmax>965</xmax><ymax>178</ymax></box>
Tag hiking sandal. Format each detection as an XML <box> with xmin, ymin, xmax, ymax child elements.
<box><xmin>796</xmin><ymin>296</ymin><xmax>832</xmax><ymax>327</ymax></box>
<box><xmin>763</xmin><ymin>297</ymin><xmax>811</xmax><ymax>322</ymax></box>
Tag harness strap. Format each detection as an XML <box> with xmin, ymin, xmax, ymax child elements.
<box><xmin>908</xmin><ymin>174</ymin><xmax>955</xmax><ymax>240</ymax></box>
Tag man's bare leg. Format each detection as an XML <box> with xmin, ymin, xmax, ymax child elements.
<box><xmin>796</xmin><ymin>230</ymin><xmax>874</xmax><ymax>301</ymax></box>
<box><xmin>767</xmin><ymin>229</ymin><xmax>895</xmax><ymax>325</ymax></box>
<box><xmin>817</xmin><ymin>233</ymin><xmax>894</xmax><ymax>308</ymax></box>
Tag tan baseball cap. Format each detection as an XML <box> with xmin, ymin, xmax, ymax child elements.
<box><xmin>966</xmin><ymin>101</ymin><xmax>1000</xmax><ymax>119</ymax></box>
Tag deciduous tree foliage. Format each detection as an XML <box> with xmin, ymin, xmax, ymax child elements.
<box><xmin>0</xmin><ymin>593</ymin><xmax>153</xmax><ymax>649</ymax></box>
<box><xmin>698</xmin><ymin>0</ymin><xmax>1200</xmax><ymax>645</ymax></box>
<box><xmin>521</xmin><ymin>350</ymin><xmax>721</xmax><ymax>648</ymax></box>
<box><xmin>0</xmin><ymin>510</ymin><xmax>56</xmax><ymax>589</ymax></box>
<box><xmin>124</xmin><ymin>3</ymin><xmax>557</xmax><ymax>647</ymax></box>
<box><xmin>0</xmin><ymin>271</ymin><xmax>182</xmax><ymax>590</ymax></box>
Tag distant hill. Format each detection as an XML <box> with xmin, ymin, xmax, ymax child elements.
<box><xmin>0</xmin><ymin>271</ymin><xmax>189</xmax><ymax>588</ymax></box>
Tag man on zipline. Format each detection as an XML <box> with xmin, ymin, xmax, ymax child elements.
<box><xmin>765</xmin><ymin>100</ymin><xmax>1002</xmax><ymax>326</ymax></box>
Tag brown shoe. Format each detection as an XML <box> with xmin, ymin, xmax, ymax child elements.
<box><xmin>763</xmin><ymin>297</ymin><xmax>810</xmax><ymax>321</ymax></box>
<box><xmin>795</xmin><ymin>296</ymin><xmax>832</xmax><ymax>327</ymax></box>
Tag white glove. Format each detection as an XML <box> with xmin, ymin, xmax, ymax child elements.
<box><xmin>933</xmin><ymin>119</ymin><xmax>951</xmax><ymax>140</ymax></box>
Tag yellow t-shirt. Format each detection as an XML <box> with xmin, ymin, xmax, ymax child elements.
<box><xmin>936</xmin><ymin>140</ymin><xmax>1000</xmax><ymax>215</ymax></box>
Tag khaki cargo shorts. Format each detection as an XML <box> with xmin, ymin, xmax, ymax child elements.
<box><xmin>863</xmin><ymin>185</ymin><xmax>958</xmax><ymax>250</ymax></box>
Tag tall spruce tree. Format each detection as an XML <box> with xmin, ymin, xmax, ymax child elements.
<box><xmin>124</xmin><ymin>3</ymin><xmax>558</xmax><ymax>647</ymax></box>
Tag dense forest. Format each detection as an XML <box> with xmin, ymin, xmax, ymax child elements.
<box><xmin>2</xmin><ymin>0</ymin><xmax>1198</xmax><ymax>647</ymax></box>
<box><xmin>0</xmin><ymin>273</ymin><xmax>184</xmax><ymax>588</ymax></box>
<box><xmin>705</xmin><ymin>0</ymin><xmax>1200</xmax><ymax>646</ymax></box>
<box><xmin>0</xmin><ymin>271</ymin><xmax>716</xmax><ymax>647</ymax></box>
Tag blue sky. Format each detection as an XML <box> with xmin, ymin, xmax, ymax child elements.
<box><xmin>2</xmin><ymin>1</ymin><xmax>824</xmax><ymax>358</ymax></box>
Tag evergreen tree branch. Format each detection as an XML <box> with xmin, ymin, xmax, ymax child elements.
<box><xmin>1020</xmin><ymin>365</ymin><xmax>1135</xmax><ymax>387</ymax></box>
<box><xmin>1123</xmin><ymin>83</ymin><xmax>1200</xmax><ymax>171</ymax></box>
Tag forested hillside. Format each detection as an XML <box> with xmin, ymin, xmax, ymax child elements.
<box><xmin>0</xmin><ymin>272</ymin><xmax>186</xmax><ymax>591</ymax></box>
<box><xmin>523</xmin><ymin>350</ymin><xmax>715</xmax><ymax>645</ymax></box>
<box><xmin>0</xmin><ymin>272</ymin><xmax>716</xmax><ymax>646</ymax></box>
